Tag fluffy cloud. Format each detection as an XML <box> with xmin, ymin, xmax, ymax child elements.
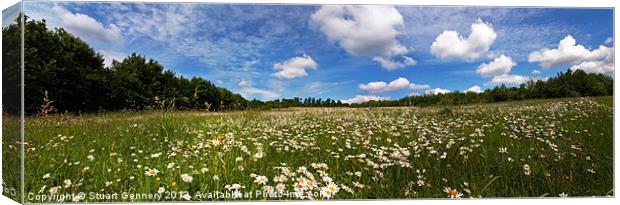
<box><xmin>430</xmin><ymin>19</ymin><xmax>496</xmax><ymax>61</ymax></box>
<box><xmin>486</xmin><ymin>74</ymin><xmax>530</xmax><ymax>86</ymax></box>
<box><xmin>98</xmin><ymin>50</ymin><xmax>127</xmax><ymax>67</ymax></box>
<box><xmin>409</xmin><ymin>83</ymin><xmax>431</xmax><ymax>90</ymax></box>
<box><xmin>476</xmin><ymin>55</ymin><xmax>516</xmax><ymax>77</ymax></box>
<box><xmin>372</xmin><ymin>56</ymin><xmax>417</xmax><ymax>70</ymax></box>
<box><xmin>465</xmin><ymin>85</ymin><xmax>482</xmax><ymax>93</ymax></box>
<box><xmin>341</xmin><ymin>95</ymin><xmax>390</xmax><ymax>104</ymax></box>
<box><xmin>310</xmin><ymin>5</ymin><xmax>415</xmax><ymax>70</ymax></box>
<box><xmin>238</xmin><ymin>80</ymin><xmax>280</xmax><ymax>100</ymax></box>
<box><xmin>531</xmin><ymin>69</ymin><xmax>542</xmax><ymax>75</ymax></box>
<box><xmin>604</xmin><ymin>37</ymin><xmax>613</xmax><ymax>45</ymax></box>
<box><xmin>52</xmin><ymin>6</ymin><xmax>122</xmax><ymax>43</ymax></box>
<box><xmin>570</xmin><ymin>60</ymin><xmax>614</xmax><ymax>74</ymax></box>
<box><xmin>528</xmin><ymin>35</ymin><xmax>613</xmax><ymax>69</ymax></box>
<box><xmin>359</xmin><ymin>77</ymin><xmax>429</xmax><ymax>94</ymax></box>
<box><xmin>569</xmin><ymin>47</ymin><xmax>614</xmax><ymax>74</ymax></box>
<box><xmin>272</xmin><ymin>54</ymin><xmax>318</xmax><ymax>79</ymax></box>
<box><xmin>424</xmin><ymin>88</ymin><xmax>450</xmax><ymax>95</ymax></box>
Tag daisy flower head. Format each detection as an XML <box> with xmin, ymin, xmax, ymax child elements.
<box><xmin>254</xmin><ymin>175</ymin><xmax>268</xmax><ymax>185</ymax></box>
<box><xmin>262</xmin><ymin>185</ymin><xmax>274</xmax><ymax>194</ymax></box>
<box><xmin>293</xmin><ymin>182</ymin><xmax>307</xmax><ymax>192</ymax></box>
<box><xmin>297</xmin><ymin>166</ymin><xmax>308</xmax><ymax>174</ymax></box>
<box><xmin>499</xmin><ymin>147</ymin><xmax>508</xmax><ymax>154</ymax></box>
<box><xmin>320</xmin><ymin>183</ymin><xmax>339</xmax><ymax>199</ymax></box>
<box><xmin>443</xmin><ymin>187</ymin><xmax>463</xmax><ymax>199</ymax></box>
<box><xmin>145</xmin><ymin>169</ymin><xmax>160</xmax><ymax>176</ymax></box>
<box><xmin>276</xmin><ymin>183</ymin><xmax>286</xmax><ymax>193</ymax></box>
<box><xmin>523</xmin><ymin>164</ymin><xmax>531</xmax><ymax>175</ymax></box>
<box><xmin>181</xmin><ymin>173</ymin><xmax>193</xmax><ymax>183</ymax></box>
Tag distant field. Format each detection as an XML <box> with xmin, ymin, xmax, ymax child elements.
<box><xmin>7</xmin><ymin>96</ymin><xmax>613</xmax><ymax>202</ymax></box>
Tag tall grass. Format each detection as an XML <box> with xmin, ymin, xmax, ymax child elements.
<box><xmin>7</xmin><ymin>97</ymin><xmax>612</xmax><ymax>202</ymax></box>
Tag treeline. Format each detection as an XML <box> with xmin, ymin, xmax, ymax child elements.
<box><xmin>247</xmin><ymin>97</ymin><xmax>347</xmax><ymax>109</ymax></box>
<box><xmin>386</xmin><ymin>69</ymin><xmax>612</xmax><ymax>107</ymax></box>
<box><xmin>239</xmin><ymin>69</ymin><xmax>613</xmax><ymax>109</ymax></box>
<box><xmin>3</xmin><ymin>17</ymin><xmax>247</xmax><ymax>115</ymax></box>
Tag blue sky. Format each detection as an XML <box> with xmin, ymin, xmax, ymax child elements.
<box><xmin>19</xmin><ymin>2</ymin><xmax>614</xmax><ymax>103</ymax></box>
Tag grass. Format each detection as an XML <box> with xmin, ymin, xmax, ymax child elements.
<box><xmin>2</xmin><ymin>96</ymin><xmax>613</xmax><ymax>202</ymax></box>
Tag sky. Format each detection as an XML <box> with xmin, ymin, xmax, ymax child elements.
<box><xmin>11</xmin><ymin>2</ymin><xmax>615</xmax><ymax>103</ymax></box>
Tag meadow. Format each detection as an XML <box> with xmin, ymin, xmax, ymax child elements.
<box><xmin>7</xmin><ymin>96</ymin><xmax>613</xmax><ymax>202</ymax></box>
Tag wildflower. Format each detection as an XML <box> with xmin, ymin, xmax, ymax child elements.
<box><xmin>201</xmin><ymin>167</ymin><xmax>209</xmax><ymax>173</ymax></box>
<box><xmin>499</xmin><ymin>147</ymin><xmax>508</xmax><ymax>154</ymax></box>
<box><xmin>443</xmin><ymin>187</ymin><xmax>463</xmax><ymax>199</ymax></box>
<box><xmin>87</xmin><ymin>155</ymin><xmax>95</xmax><ymax>161</ymax></box>
<box><xmin>225</xmin><ymin>184</ymin><xmax>244</xmax><ymax>191</ymax></box>
<box><xmin>181</xmin><ymin>174</ymin><xmax>193</xmax><ymax>183</ymax></box>
<box><xmin>212</xmin><ymin>175</ymin><xmax>220</xmax><ymax>181</ymax></box>
<box><xmin>523</xmin><ymin>164</ymin><xmax>531</xmax><ymax>175</ymax></box>
<box><xmin>42</xmin><ymin>173</ymin><xmax>51</xmax><ymax>179</ymax></box>
<box><xmin>150</xmin><ymin>152</ymin><xmax>162</xmax><ymax>158</ymax></box>
<box><xmin>354</xmin><ymin>171</ymin><xmax>362</xmax><ymax>177</ymax></box>
<box><xmin>322</xmin><ymin>176</ymin><xmax>333</xmax><ymax>183</ymax></box>
<box><xmin>276</xmin><ymin>183</ymin><xmax>286</xmax><ymax>193</ymax></box>
<box><xmin>274</xmin><ymin>175</ymin><xmax>287</xmax><ymax>183</ymax></box>
<box><xmin>262</xmin><ymin>185</ymin><xmax>274</xmax><ymax>194</ymax></box>
<box><xmin>254</xmin><ymin>175</ymin><xmax>268</xmax><ymax>185</ymax></box>
<box><xmin>353</xmin><ymin>181</ymin><xmax>365</xmax><ymax>189</ymax></box>
<box><xmin>63</xmin><ymin>179</ymin><xmax>72</xmax><ymax>188</ymax></box>
<box><xmin>145</xmin><ymin>169</ymin><xmax>160</xmax><ymax>176</ymax></box>
<box><xmin>559</xmin><ymin>192</ymin><xmax>568</xmax><ymax>198</ymax></box>
<box><xmin>320</xmin><ymin>183</ymin><xmax>339</xmax><ymax>199</ymax></box>
<box><xmin>158</xmin><ymin>187</ymin><xmax>165</xmax><ymax>194</ymax></box>
<box><xmin>49</xmin><ymin>186</ymin><xmax>61</xmax><ymax>194</ymax></box>
<box><xmin>254</xmin><ymin>152</ymin><xmax>264</xmax><ymax>159</ymax></box>
<box><xmin>293</xmin><ymin>182</ymin><xmax>307</xmax><ymax>192</ymax></box>
<box><xmin>297</xmin><ymin>166</ymin><xmax>308</xmax><ymax>174</ymax></box>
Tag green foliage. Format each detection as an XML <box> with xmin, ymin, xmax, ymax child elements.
<box><xmin>19</xmin><ymin>97</ymin><xmax>614</xmax><ymax>201</ymax></box>
<box><xmin>3</xmin><ymin>17</ymin><xmax>248</xmax><ymax>114</ymax></box>
<box><xmin>395</xmin><ymin>69</ymin><xmax>612</xmax><ymax>108</ymax></box>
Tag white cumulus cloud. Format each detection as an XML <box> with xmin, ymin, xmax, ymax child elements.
<box><xmin>570</xmin><ymin>60</ymin><xmax>614</xmax><ymax>74</ymax></box>
<box><xmin>409</xmin><ymin>83</ymin><xmax>431</xmax><ymax>90</ymax></box>
<box><xmin>359</xmin><ymin>77</ymin><xmax>429</xmax><ymax>94</ymax></box>
<box><xmin>430</xmin><ymin>19</ymin><xmax>496</xmax><ymax>61</ymax></box>
<box><xmin>531</xmin><ymin>69</ymin><xmax>542</xmax><ymax>75</ymax></box>
<box><xmin>424</xmin><ymin>88</ymin><xmax>450</xmax><ymax>95</ymax></box>
<box><xmin>486</xmin><ymin>74</ymin><xmax>530</xmax><ymax>86</ymax></box>
<box><xmin>465</xmin><ymin>85</ymin><xmax>482</xmax><ymax>93</ymax></box>
<box><xmin>272</xmin><ymin>54</ymin><xmax>318</xmax><ymax>79</ymax></box>
<box><xmin>98</xmin><ymin>50</ymin><xmax>127</xmax><ymax>67</ymax></box>
<box><xmin>476</xmin><ymin>55</ymin><xmax>516</xmax><ymax>77</ymax></box>
<box><xmin>528</xmin><ymin>35</ymin><xmax>613</xmax><ymax>69</ymax></box>
<box><xmin>238</xmin><ymin>80</ymin><xmax>280</xmax><ymax>100</ymax></box>
<box><xmin>341</xmin><ymin>95</ymin><xmax>390</xmax><ymax>104</ymax></box>
<box><xmin>310</xmin><ymin>5</ymin><xmax>415</xmax><ymax>70</ymax></box>
<box><xmin>52</xmin><ymin>6</ymin><xmax>123</xmax><ymax>43</ymax></box>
